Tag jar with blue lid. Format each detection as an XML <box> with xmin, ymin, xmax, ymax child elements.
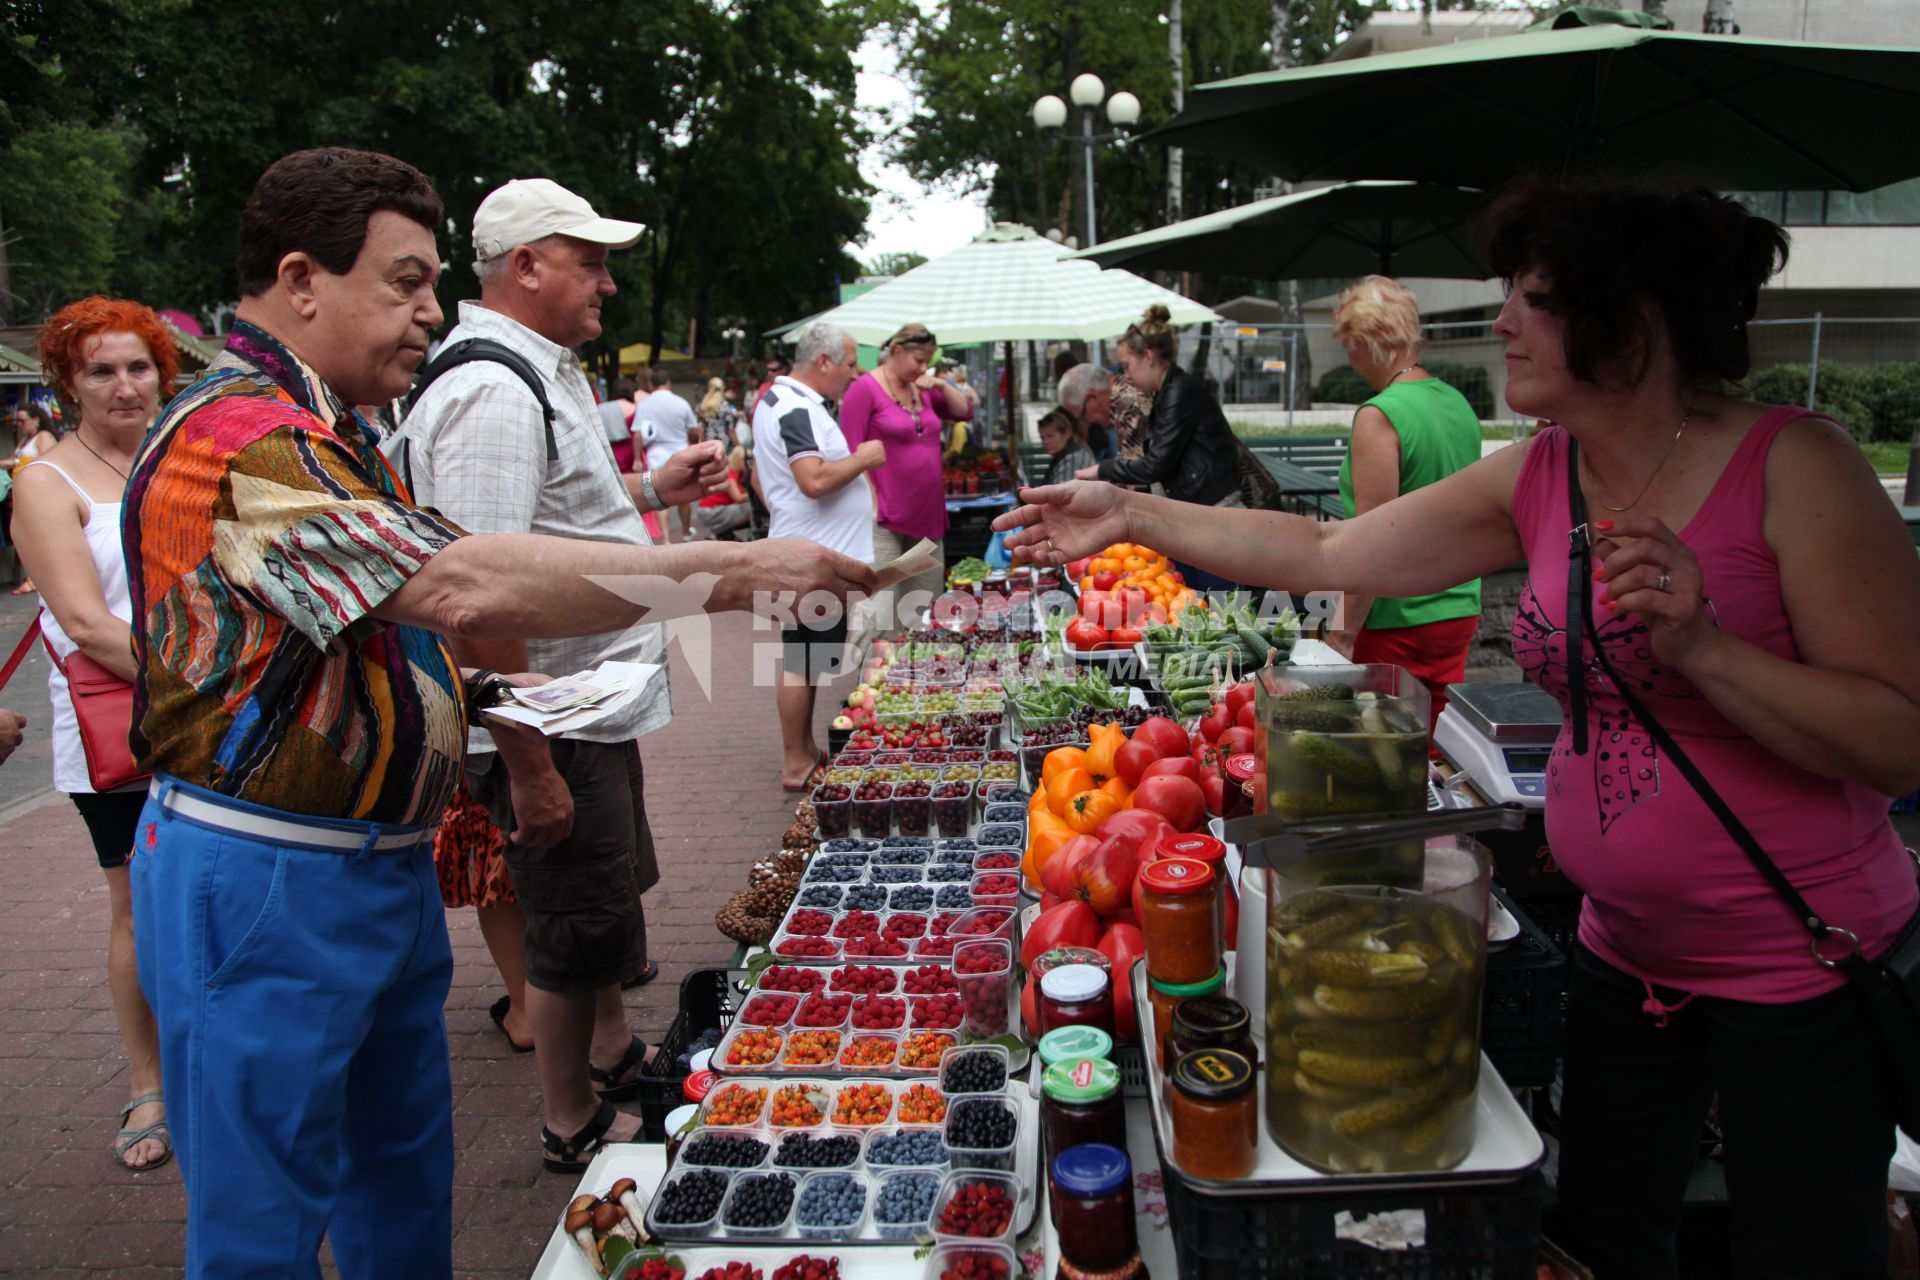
<box><xmin>1051</xmin><ymin>1142</ymin><xmax>1147</xmax><ymax>1279</ymax></box>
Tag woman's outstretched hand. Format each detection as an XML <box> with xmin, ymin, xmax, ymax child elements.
<box><xmin>991</xmin><ymin>481</ymin><xmax>1132</xmax><ymax>566</ymax></box>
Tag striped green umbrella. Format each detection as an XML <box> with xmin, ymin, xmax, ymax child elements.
<box><xmin>1071</xmin><ymin>181</ymin><xmax>1488</xmax><ymax>280</ymax></box>
<box><xmin>776</xmin><ymin>224</ymin><xmax>1219</xmax><ymax>345</ymax></box>
<box><xmin>1147</xmin><ymin>24</ymin><xmax>1920</xmax><ymax>192</ymax></box>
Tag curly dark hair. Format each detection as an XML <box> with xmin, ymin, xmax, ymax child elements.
<box><xmin>1478</xmin><ymin>178</ymin><xmax>1790</xmax><ymax>389</ymax></box>
<box><xmin>237</xmin><ymin>148</ymin><xmax>444</xmax><ymax>297</ymax></box>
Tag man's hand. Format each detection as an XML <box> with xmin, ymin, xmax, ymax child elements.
<box><xmin>728</xmin><ymin>538</ymin><xmax>881</xmax><ymax>616</ymax></box>
<box><xmin>653</xmin><ymin>439</ymin><xmax>729</xmax><ymax>508</ymax></box>
<box><xmin>992</xmin><ymin>481</ymin><xmax>1134</xmax><ymax>567</ymax></box>
<box><xmin>854</xmin><ymin>439</ymin><xmax>886</xmax><ymax>471</ymax></box>
<box><xmin>488</xmin><ymin>672</ymin><xmax>574</xmax><ymax>848</ymax></box>
<box><xmin>1073</xmin><ymin>465</ymin><xmax>1100</xmax><ymax>481</ymax></box>
<box><xmin>0</xmin><ymin>709</ymin><xmax>25</xmax><ymax>766</ymax></box>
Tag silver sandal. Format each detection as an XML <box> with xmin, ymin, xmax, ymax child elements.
<box><xmin>114</xmin><ymin>1092</ymin><xmax>173</xmax><ymax>1171</ymax></box>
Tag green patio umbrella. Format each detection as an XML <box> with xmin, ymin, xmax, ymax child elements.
<box><xmin>1069</xmin><ymin>181</ymin><xmax>1488</xmax><ymax>280</ymax></box>
<box><xmin>1146</xmin><ymin>24</ymin><xmax>1920</xmax><ymax>192</ymax></box>
<box><xmin>772</xmin><ymin>223</ymin><xmax>1219</xmax><ymax>346</ymax></box>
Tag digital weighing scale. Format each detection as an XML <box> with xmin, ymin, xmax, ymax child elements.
<box><xmin>1433</xmin><ymin>682</ymin><xmax>1563</xmax><ymax>809</ymax></box>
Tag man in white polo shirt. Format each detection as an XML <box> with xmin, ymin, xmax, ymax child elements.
<box><xmin>632</xmin><ymin>367</ymin><xmax>699</xmax><ymax>542</ymax></box>
<box><xmin>754</xmin><ymin>322</ymin><xmax>884</xmax><ymax>790</ymax></box>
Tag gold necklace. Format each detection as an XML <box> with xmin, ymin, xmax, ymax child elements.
<box><xmin>1584</xmin><ymin>403</ymin><xmax>1692</xmax><ymax>513</ymax></box>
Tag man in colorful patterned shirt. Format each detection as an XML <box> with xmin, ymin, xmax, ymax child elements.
<box><xmin>125</xmin><ymin>148</ymin><xmax>874</xmax><ymax>1279</ymax></box>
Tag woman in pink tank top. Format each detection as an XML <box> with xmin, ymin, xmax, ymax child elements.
<box><xmin>995</xmin><ymin>180</ymin><xmax>1920</xmax><ymax>1277</ymax></box>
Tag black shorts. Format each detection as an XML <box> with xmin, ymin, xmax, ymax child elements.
<box><xmin>781</xmin><ymin>608</ymin><xmax>851</xmax><ymax>682</ymax></box>
<box><xmin>469</xmin><ymin>740</ymin><xmax>658</xmax><ymax>994</ymax></box>
<box><xmin>71</xmin><ymin>789</ymin><xmax>148</xmax><ymax>869</ymax></box>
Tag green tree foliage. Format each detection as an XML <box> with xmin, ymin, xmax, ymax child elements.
<box><xmin>866</xmin><ymin>251</ymin><xmax>930</xmax><ymax>277</ymax></box>
<box><xmin>1</xmin><ymin>122</ymin><xmax>133</xmax><ymax>317</ymax></box>
<box><xmin>0</xmin><ymin>0</ymin><xmax>878</xmax><ymax>362</ymax></box>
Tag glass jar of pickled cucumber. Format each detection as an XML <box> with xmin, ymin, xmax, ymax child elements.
<box><xmin>1255</xmin><ymin>664</ymin><xmax>1430</xmax><ymax>825</ymax></box>
<box><xmin>1263</xmin><ymin>834</ymin><xmax>1492</xmax><ymax>1175</ymax></box>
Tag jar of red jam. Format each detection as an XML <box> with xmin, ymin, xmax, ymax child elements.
<box><xmin>1223</xmin><ymin>754</ymin><xmax>1260</xmax><ymax>822</ymax></box>
<box><xmin>1051</xmin><ymin>1143</ymin><xmax>1147</xmax><ymax>1280</ymax></box>
<box><xmin>1037</xmin><ymin>963</ymin><xmax>1115</xmax><ymax>1039</ymax></box>
<box><xmin>1155</xmin><ymin>833</ymin><xmax>1236</xmax><ymax>951</ymax></box>
<box><xmin>1166</xmin><ymin>994</ymin><xmax>1258</xmax><ymax>1069</ymax></box>
<box><xmin>1169</xmin><ymin>1049</ymin><xmax>1258</xmax><ymax>1181</ymax></box>
<box><xmin>1146</xmin><ymin>971</ymin><xmax>1225</xmax><ymax>1069</ymax></box>
<box><xmin>1138</xmin><ymin>857</ymin><xmax>1219</xmax><ymax>986</ymax></box>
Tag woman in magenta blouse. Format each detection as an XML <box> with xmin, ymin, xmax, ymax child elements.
<box><xmin>839</xmin><ymin>323</ymin><xmax>973</xmax><ymax>619</ymax></box>
<box><xmin>995</xmin><ymin>180</ymin><xmax>1920</xmax><ymax>1278</ymax></box>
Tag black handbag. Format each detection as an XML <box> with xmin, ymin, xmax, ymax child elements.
<box><xmin>1563</xmin><ymin>437</ymin><xmax>1920</xmax><ymax>1139</ymax></box>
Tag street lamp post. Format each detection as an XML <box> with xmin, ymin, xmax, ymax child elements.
<box><xmin>1032</xmin><ymin>78</ymin><xmax>1139</xmax><ymax>368</ymax></box>
<box><xmin>722</xmin><ymin>325</ymin><xmax>745</xmax><ymax>362</ymax></box>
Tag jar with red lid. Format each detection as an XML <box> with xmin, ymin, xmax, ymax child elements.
<box><xmin>1223</xmin><ymin>753</ymin><xmax>1260</xmax><ymax>821</ymax></box>
<box><xmin>1037</xmin><ymin>963</ymin><xmax>1115</xmax><ymax>1039</ymax></box>
<box><xmin>1137</xmin><ymin>857</ymin><xmax>1220</xmax><ymax>986</ymax></box>
<box><xmin>1155</xmin><ymin>833</ymin><xmax>1237</xmax><ymax>951</ymax></box>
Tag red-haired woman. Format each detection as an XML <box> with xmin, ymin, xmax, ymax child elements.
<box><xmin>12</xmin><ymin>296</ymin><xmax>178</xmax><ymax>1170</ymax></box>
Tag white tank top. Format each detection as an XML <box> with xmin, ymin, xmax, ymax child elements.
<box><xmin>25</xmin><ymin>461</ymin><xmax>135</xmax><ymax>795</ymax></box>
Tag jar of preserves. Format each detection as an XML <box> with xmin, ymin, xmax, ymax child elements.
<box><xmin>1169</xmin><ymin>1050</ymin><xmax>1258</xmax><ymax>1181</ymax></box>
<box><xmin>1155</xmin><ymin>833</ymin><xmax>1235</xmax><ymax>951</ymax></box>
<box><xmin>1037</xmin><ymin>963</ymin><xmax>1115</xmax><ymax>1039</ymax></box>
<box><xmin>1041</xmin><ymin>1058</ymin><xmax>1125</xmax><ymax>1176</ymax></box>
<box><xmin>1145</xmin><ymin>970</ymin><xmax>1224</xmax><ymax>1069</ymax></box>
<box><xmin>1222</xmin><ymin>754</ymin><xmax>1259</xmax><ymax>823</ymax></box>
<box><xmin>1052</xmin><ymin>1143</ymin><xmax>1147</xmax><ymax>1280</ymax></box>
<box><xmin>1138</xmin><ymin>857</ymin><xmax>1219</xmax><ymax>985</ymax></box>
<box><xmin>1166</xmin><ymin>995</ymin><xmax>1257</xmax><ymax>1068</ymax></box>
<box><xmin>1037</xmin><ymin>1025</ymin><xmax>1115</xmax><ymax>1073</ymax></box>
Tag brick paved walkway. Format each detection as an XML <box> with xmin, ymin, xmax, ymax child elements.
<box><xmin>0</xmin><ymin>610</ymin><xmax>840</xmax><ymax>1277</ymax></box>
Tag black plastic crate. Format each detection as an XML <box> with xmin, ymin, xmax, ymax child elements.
<box><xmin>1504</xmin><ymin>890</ymin><xmax>1582</xmax><ymax>960</ymax></box>
<box><xmin>1481</xmin><ymin>888</ymin><xmax>1569</xmax><ymax>1091</ymax></box>
<box><xmin>636</xmin><ymin>968</ymin><xmax>738</xmax><ymax>1141</ymax></box>
<box><xmin>1158</xmin><ymin>1153</ymin><xmax>1546</xmax><ymax>1279</ymax></box>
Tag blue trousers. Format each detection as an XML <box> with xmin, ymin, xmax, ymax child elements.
<box><xmin>131</xmin><ymin>777</ymin><xmax>455</xmax><ymax>1280</ymax></box>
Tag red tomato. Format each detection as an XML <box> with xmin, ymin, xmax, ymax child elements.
<box><xmin>1225</xmin><ymin>681</ymin><xmax>1257</xmax><ymax>717</ymax></box>
<box><xmin>1114</xmin><ymin>736</ymin><xmax>1164</xmax><ymax>787</ymax></box>
<box><xmin>1133</xmin><ymin>774</ymin><xmax>1207</xmax><ymax>832</ymax></box>
<box><xmin>1201</xmin><ymin>771</ymin><xmax>1226</xmax><ymax>817</ymax></box>
<box><xmin>1118</xmin><ymin>589</ymin><xmax>1152</xmax><ymax>626</ymax></box>
<box><xmin>1065</xmin><ymin>618</ymin><xmax>1108</xmax><ymax>651</ymax></box>
<box><xmin>1039</xmin><ymin>892</ymin><xmax>1063</xmax><ymax>912</ymax></box>
<box><xmin>1091</xmin><ymin>570</ymin><xmax>1120</xmax><ymax>592</ymax></box>
<box><xmin>1041</xmin><ymin>834</ymin><xmax>1098</xmax><ymax>899</ymax></box>
<box><xmin>1140</xmin><ymin>755</ymin><xmax>1201</xmax><ymax>787</ymax></box>
<box><xmin>1198</xmin><ymin>703</ymin><xmax>1233</xmax><ymax>742</ymax></box>
<box><xmin>1073</xmin><ymin>833</ymin><xmax>1143</xmax><ymax>917</ymax></box>
<box><xmin>1020</xmin><ymin>899</ymin><xmax>1102</xmax><ymax>968</ymax></box>
<box><xmin>1192</xmin><ymin>741</ymin><xmax>1225</xmax><ymax>774</ymax></box>
<box><xmin>1235</xmin><ymin>701</ymin><xmax>1257</xmax><ymax>730</ymax></box>
<box><xmin>1096</xmin><ymin>808</ymin><xmax>1173</xmax><ymax>855</ymax></box>
<box><xmin>1066</xmin><ymin>557</ymin><xmax>1094</xmax><ymax>579</ymax></box>
<box><xmin>1135</xmin><ymin>716</ymin><xmax>1191</xmax><ymax>758</ymax></box>
<box><xmin>1109</xmin><ymin>626</ymin><xmax>1144</xmax><ymax>647</ymax></box>
<box><xmin>1216</xmin><ymin>725</ymin><xmax>1257</xmax><ymax>758</ymax></box>
<box><xmin>1077</xmin><ymin>591</ymin><xmax>1108</xmax><ymax>621</ymax></box>
<box><xmin>1022</xmin><ymin>976</ymin><xmax>1038</xmax><ymax>1033</ymax></box>
<box><xmin>1097</xmin><ymin>922</ymin><xmax>1147</xmax><ymax>1041</ymax></box>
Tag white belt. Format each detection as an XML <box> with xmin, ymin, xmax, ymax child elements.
<box><xmin>154</xmin><ymin>783</ymin><xmax>439</xmax><ymax>853</ymax></box>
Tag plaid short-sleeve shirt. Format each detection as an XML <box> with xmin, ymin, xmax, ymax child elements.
<box><xmin>124</xmin><ymin>321</ymin><xmax>469</xmax><ymax>826</ymax></box>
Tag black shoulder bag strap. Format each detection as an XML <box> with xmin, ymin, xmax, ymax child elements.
<box><xmin>1564</xmin><ymin>437</ymin><xmax>1920</xmax><ymax>1006</ymax></box>
<box><xmin>406</xmin><ymin>338</ymin><xmax>560</xmax><ymax>465</ymax></box>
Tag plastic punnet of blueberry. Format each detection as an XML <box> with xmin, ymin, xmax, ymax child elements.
<box><xmin>683</xmin><ymin>1133</ymin><xmax>770</xmax><ymax>1168</ymax></box>
<box><xmin>722</xmin><ymin>1171</ymin><xmax>797</xmax><ymax>1229</ymax></box>
<box><xmin>805</xmin><ymin>863</ymin><xmax>862</xmax><ymax>884</ymax></box>
<box><xmin>925</xmin><ymin>862</ymin><xmax>972</xmax><ymax>883</ymax></box>
<box><xmin>873</xmin><ymin>1170</ymin><xmax>941</xmax><ymax>1229</ymax></box>
<box><xmin>798</xmin><ymin>886</ymin><xmax>844</xmax><ymax>909</ymax></box>
<box><xmin>816</xmin><ymin>852</ymin><xmax>870</xmax><ymax>870</ymax></box>
<box><xmin>940</xmin><ymin>1049</ymin><xmax>1007</xmax><ymax>1094</ymax></box>
<box><xmin>889</xmin><ymin>885</ymin><xmax>935</xmax><ymax>911</ymax></box>
<box><xmin>820</xmin><ymin>838</ymin><xmax>880</xmax><ymax>853</ymax></box>
<box><xmin>947</xmin><ymin>1098</ymin><xmax>1017</xmax><ymax>1151</ymax></box>
<box><xmin>795</xmin><ymin>1173</ymin><xmax>866</xmax><ymax>1229</ymax></box>
<box><xmin>935</xmin><ymin>884</ymin><xmax>974</xmax><ymax>910</ymax></box>
<box><xmin>881</xmin><ymin>836</ymin><xmax>933</xmax><ymax>848</ymax></box>
<box><xmin>655</xmin><ymin>1168</ymin><xmax>729</xmax><ymax>1224</ymax></box>
<box><xmin>774</xmin><ymin>1131</ymin><xmax>861</xmax><ymax>1169</ymax></box>
<box><xmin>975</xmin><ymin>826</ymin><xmax>1022</xmax><ymax>848</ymax></box>
<box><xmin>981</xmin><ymin>805</ymin><xmax>1027</xmax><ymax>825</ymax></box>
<box><xmin>872</xmin><ymin>866</ymin><xmax>922</xmax><ymax>884</ymax></box>
<box><xmin>866</xmin><ymin>1129</ymin><xmax>947</xmax><ymax>1167</ymax></box>
<box><xmin>842</xmin><ymin>884</ymin><xmax>888</xmax><ymax>911</ymax></box>
<box><xmin>935</xmin><ymin>838</ymin><xmax>977</xmax><ymax>854</ymax></box>
<box><xmin>872</xmin><ymin>847</ymin><xmax>931</xmax><ymax>866</ymax></box>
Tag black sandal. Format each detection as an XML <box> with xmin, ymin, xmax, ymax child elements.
<box><xmin>619</xmin><ymin>961</ymin><xmax>660</xmax><ymax>991</ymax></box>
<box><xmin>541</xmin><ymin>1100</ymin><xmax>624</xmax><ymax>1174</ymax></box>
<box><xmin>488</xmin><ymin>994</ymin><xmax>534</xmax><ymax>1054</ymax></box>
<box><xmin>589</xmin><ymin>1035</ymin><xmax>653</xmax><ymax>1102</ymax></box>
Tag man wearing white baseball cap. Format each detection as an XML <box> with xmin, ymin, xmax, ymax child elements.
<box><xmin>396</xmin><ymin>176</ymin><xmax>730</xmax><ymax>1175</ymax></box>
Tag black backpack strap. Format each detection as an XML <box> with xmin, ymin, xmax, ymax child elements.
<box><xmin>407</xmin><ymin>338</ymin><xmax>559</xmax><ymax>463</ymax></box>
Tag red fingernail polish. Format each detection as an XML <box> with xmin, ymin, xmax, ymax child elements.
<box><xmin>1603</xmin><ymin>598</ymin><xmax>1619</xmax><ymax>611</ymax></box>
<box><xmin>1592</xmin><ymin>568</ymin><xmax>1604</xmax><ymax>581</ymax></box>
<box><xmin>1594</xmin><ymin>519</ymin><xmax>1613</xmax><ymax>531</ymax></box>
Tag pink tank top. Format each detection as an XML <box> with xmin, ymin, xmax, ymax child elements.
<box><xmin>1510</xmin><ymin>408</ymin><xmax>1915</xmax><ymax>1002</ymax></box>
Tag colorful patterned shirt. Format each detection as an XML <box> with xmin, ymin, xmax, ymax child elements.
<box><xmin>124</xmin><ymin>321</ymin><xmax>469</xmax><ymax>826</ymax></box>
<box><xmin>1110</xmin><ymin>375</ymin><xmax>1153</xmax><ymax>461</ymax></box>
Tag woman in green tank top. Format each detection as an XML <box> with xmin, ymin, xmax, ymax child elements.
<box><xmin>1329</xmin><ymin>276</ymin><xmax>1484</xmax><ymax>726</ymax></box>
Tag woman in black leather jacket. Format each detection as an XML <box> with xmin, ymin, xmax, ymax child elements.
<box><xmin>1078</xmin><ymin>306</ymin><xmax>1249</xmax><ymax>588</ymax></box>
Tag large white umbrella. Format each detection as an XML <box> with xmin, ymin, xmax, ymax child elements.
<box><xmin>781</xmin><ymin>224</ymin><xmax>1220</xmax><ymax>345</ymax></box>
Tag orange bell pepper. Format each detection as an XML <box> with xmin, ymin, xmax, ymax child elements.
<box><xmin>1065</xmin><ymin>788</ymin><xmax>1122</xmax><ymax>834</ymax></box>
<box><xmin>1084</xmin><ymin>722</ymin><xmax>1126</xmax><ymax>783</ymax></box>
<box><xmin>1100</xmin><ymin>775</ymin><xmax>1135</xmax><ymax>808</ymax></box>
<box><xmin>1046</xmin><ymin>766</ymin><xmax>1097</xmax><ymax>817</ymax></box>
<box><xmin>1042</xmin><ymin>746</ymin><xmax>1092</xmax><ymax>785</ymax></box>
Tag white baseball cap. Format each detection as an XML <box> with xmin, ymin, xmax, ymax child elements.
<box><xmin>471</xmin><ymin>178</ymin><xmax>645</xmax><ymax>261</ymax></box>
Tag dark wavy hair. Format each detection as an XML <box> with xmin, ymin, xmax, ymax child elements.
<box><xmin>1478</xmin><ymin>178</ymin><xmax>1790</xmax><ymax>389</ymax></box>
<box><xmin>237</xmin><ymin>148</ymin><xmax>443</xmax><ymax>297</ymax></box>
